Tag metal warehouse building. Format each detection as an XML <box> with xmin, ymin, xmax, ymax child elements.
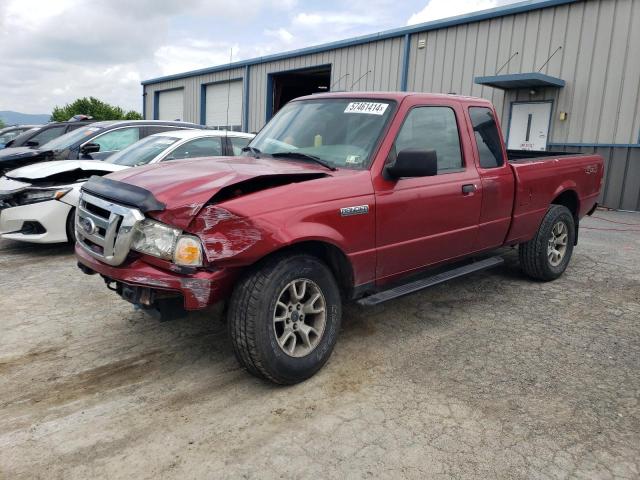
<box><xmin>142</xmin><ymin>0</ymin><xmax>640</xmax><ymax>211</ymax></box>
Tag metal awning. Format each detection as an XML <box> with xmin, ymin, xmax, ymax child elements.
<box><xmin>474</xmin><ymin>72</ymin><xmax>565</xmax><ymax>89</ymax></box>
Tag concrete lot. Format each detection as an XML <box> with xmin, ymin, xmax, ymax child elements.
<box><xmin>0</xmin><ymin>209</ymin><xmax>638</xmax><ymax>479</ymax></box>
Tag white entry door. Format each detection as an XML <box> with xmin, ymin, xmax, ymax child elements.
<box><xmin>508</xmin><ymin>102</ymin><xmax>552</xmax><ymax>151</ymax></box>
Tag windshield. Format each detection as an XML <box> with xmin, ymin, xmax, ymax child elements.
<box><xmin>41</xmin><ymin>126</ymin><xmax>101</xmax><ymax>151</ymax></box>
<box><xmin>107</xmin><ymin>135</ymin><xmax>180</xmax><ymax>166</ymax></box>
<box><xmin>0</xmin><ymin>130</ymin><xmax>22</xmax><ymax>144</ymax></box>
<box><xmin>248</xmin><ymin>98</ymin><xmax>395</xmax><ymax>169</ymax></box>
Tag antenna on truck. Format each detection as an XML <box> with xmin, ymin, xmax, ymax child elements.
<box><xmin>225</xmin><ymin>47</ymin><xmax>233</xmax><ymax>136</ymax></box>
<box><xmin>350</xmin><ymin>70</ymin><xmax>371</xmax><ymax>90</ymax></box>
<box><xmin>330</xmin><ymin>73</ymin><xmax>350</xmax><ymax>90</ymax></box>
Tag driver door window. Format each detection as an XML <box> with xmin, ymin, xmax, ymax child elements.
<box><xmin>165</xmin><ymin>137</ymin><xmax>223</xmax><ymax>160</ymax></box>
<box><xmin>91</xmin><ymin>127</ymin><xmax>140</xmax><ymax>153</ymax></box>
<box><xmin>392</xmin><ymin>106</ymin><xmax>463</xmax><ymax>173</ymax></box>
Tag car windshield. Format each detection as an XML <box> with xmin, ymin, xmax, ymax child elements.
<box><xmin>107</xmin><ymin>135</ymin><xmax>181</xmax><ymax>166</ymax></box>
<box><xmin>40</xmin><ymin>126</ymin><xmax>101</xmax><ymax>151</ymax></box>
<box><xmin>0</xmin><ymin>130</ymin><xmax>22</xmax><ymax>144</ymax></box>
<box><xmin>247</xmin><ymin>98</ymin><xmax>395</xmax><ymax>169</ymax></box>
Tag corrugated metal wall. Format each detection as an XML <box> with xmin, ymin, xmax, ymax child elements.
<box><xmin>406</xmin><ymin>0</ymin><xmax>640</xmax><ymax>145</ymax></box>
<box><xmin>247</xmin><ymin>37</ymin><xmax>404</xmax><ymax>131</ymax></box>
<box><xmin>143</xmin><ymin>67</ymin><xmax>245</xmax><ymax>124</ymax></box>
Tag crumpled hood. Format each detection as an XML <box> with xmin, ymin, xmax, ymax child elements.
<box><xmin>6</xmin><ymin>160</ymin><xmax>127</xmax><ymax>181</ymax></box>
<box><xmin>0</xmin><ymin>146</ymin><xmax>46</xmax><ymax>161</ymax></box>
<box><xmin>0</xmin><ymin>146</ymin><xmax>51</xmax><ymax>172</ymax></box>
<box><xmin>102</xmin><ymin>156</ymin><xmax>331</xmax><ymax>229</ymax></box>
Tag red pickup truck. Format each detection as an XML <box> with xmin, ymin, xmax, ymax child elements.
<box><xmin>75</xmin><ymin>92</ymin><xmax>603</xmax><ymax>384</ymax></box>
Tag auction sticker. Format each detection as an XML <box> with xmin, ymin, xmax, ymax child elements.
<box><xmin>344</xmin><ymin>102</ymin><xmax>389</xmax><ymax>115</ymax></box>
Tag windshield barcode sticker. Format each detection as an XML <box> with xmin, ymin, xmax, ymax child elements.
<box><xmin>344</xmin><ymin>102</ymin><xmax>388</xmax><ymax>115</ymax></box>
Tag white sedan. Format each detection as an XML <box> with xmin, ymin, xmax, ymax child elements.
<box><xmin>0</xmin><ymin>129</ymin><xmax>254</xmax><ymax>244</ymax></box>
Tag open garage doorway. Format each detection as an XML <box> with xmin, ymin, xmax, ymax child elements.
<box><xmin>267</xmin><ymin>65</ymin><xmax>331</xmax><ymax>119</ymax></box>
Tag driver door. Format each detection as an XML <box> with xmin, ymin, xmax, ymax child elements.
<box><xmin>373</xmin><ymin>100</ymin><xmax>482</xmax><ymax>282</ymax></box>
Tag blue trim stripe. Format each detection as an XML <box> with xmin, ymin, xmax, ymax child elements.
<box><xmin>200</xmin><ymin>84</ymin><xmax>207</xmax><ymax>125</ymax></box>
<box><xmin>243</xmin><ymin>65</ymin><xmax>250</xmax><ymax>132</ymax></box>
<box><xmin>141</xmin><ymin>0</ymin><xmax>577</xmax><ymax>86</ymax></box>
<box><xmin>400</xmin><ymin>34</ymin><xmax>410</xmax><ymax>91</ymax></box>
<box><xmin>153</xmin><ymin>92</ymin><xmax>159</xmax><ymax>120</ymax></box>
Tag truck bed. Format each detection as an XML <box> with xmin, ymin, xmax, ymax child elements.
<box><xmin>505</xmin><ymin>152</ymin><xmax>603</xmax><ymax>245</ymax></box>
<box><xmin>507</xmin><ymin>149</ymin><xmax>578</xmax><ymax>162</ymax></box>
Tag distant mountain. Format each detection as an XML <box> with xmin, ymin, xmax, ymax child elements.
<box><xmin>0</xmin><ymin>111</ymin><xmax>51</xmax><ymax>126</ymax></box>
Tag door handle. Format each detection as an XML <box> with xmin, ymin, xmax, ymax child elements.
<box><xmin>462</xmin><ymin>184</ymin><xmax>477</xmax><ymax>194</ymax></box>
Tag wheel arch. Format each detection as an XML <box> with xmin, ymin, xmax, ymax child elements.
<box><xmin>551</xmin><ymin>189</ymin><xmax>580</xmax><ymax>218</ymax></box>
<box><xmin>257</xmin><ymin>240</ymin><xmax>355</xmax><ymax>300</ymax></box>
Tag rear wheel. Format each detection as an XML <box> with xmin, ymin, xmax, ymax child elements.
<box><xmin>519</xmin><ymin>204</ymin><xmax>575</xmax><ymax>281</ymax></box>
<box><xmin>228</xmin><ymin>254</ymin><xmax>342</xmax><ymax>384</ymax></box>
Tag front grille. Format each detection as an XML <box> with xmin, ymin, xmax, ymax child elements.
<box><xmin>76</xmin><ymin>192</ymin><xmax>144</xmax><ymax>266</ymax></box>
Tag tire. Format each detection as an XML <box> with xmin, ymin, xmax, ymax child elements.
<box><xmin>228</xmin><ymin>254</ymin><xmax>342</xmax><ymax>384</ymax></box>
<box><xmin>519</xmin><ymin>204</ymin><xmax>575</xmax><ymax>281</ymax></box>
<box><xmin>66</xmin><ymin>207</ymin><xmax>76</xmax><ymax>244</ymax></box>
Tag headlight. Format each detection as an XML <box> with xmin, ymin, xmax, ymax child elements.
<box><xmin>131</xmin><ymin>219</ymin><xmax>180</xmax><ymax>260</ymax></box>
<box><xmin>18</xmin><ymin>188</ymin><xmax>71</xmax><ymax>205</ymax></box>
<box><xmin>131</xmin><ymin>219</ymin><xmax>203</xmax><ymax>267</ymax></box>
<box><xmin>174</xmin><ymin>235</ymin><xmax>203</xmax><ymax>267</ymax></box>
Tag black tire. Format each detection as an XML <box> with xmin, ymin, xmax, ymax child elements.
<box><xmin>519</xmin><ymin>204</ymin><xmax>575</xmax><ymax>281</ymax></box>
<box><xmin>228</xmin><ymin>254</ymin><xmax>342</xmax><ymax>384</ymax></box>
<box><xmin>66</xmin><ymin>207</ymin><xmax>76</xmax><ymax>244</ymax></box>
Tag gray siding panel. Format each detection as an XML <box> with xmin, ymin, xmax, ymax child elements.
<box><xmin>246</xmin><ymin>37</ymin><xmax>403</xmax><ymax>132</ymax></box>
<box><xmin>144</xmin><ymin>67</ymin><xmax>244</xmax><ymax>125</ymax></box>
<box><xmin>405</xmin><ymin>0</ymin><xmax>640</xmax><ymax>144</ymax></box>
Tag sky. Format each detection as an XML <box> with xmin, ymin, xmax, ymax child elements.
<box><xmin>0</xmin><ymin>0</ymin><xmax>519</xmax><ymax>115</ymax></box>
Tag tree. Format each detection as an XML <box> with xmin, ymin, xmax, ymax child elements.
<box><xmin>51</xmin><ymin>97</ymin><xmax>142</xmax><ymax>122</ymax></box>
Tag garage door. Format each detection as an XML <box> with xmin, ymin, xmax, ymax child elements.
<box><xmin>205</xmin><ymin>80</ymin><xmax>243</xmax><ymax>130</ymax></box>
<box><xmin>157</xmin><ymin>89</ymin><xmax>184</xmax><ymax>121</ymax></box>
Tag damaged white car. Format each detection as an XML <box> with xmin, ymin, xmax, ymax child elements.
<box><xmin>0</xmin><ymin>129</ymin><xmax>254</xmax><ymax>244</ymax></box>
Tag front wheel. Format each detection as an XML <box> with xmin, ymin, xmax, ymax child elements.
<box><xmin>66</xmin><ymin>207</ymin><xmax>76</xmax><ymax>244</ymax></box>
<box><xmin>519</xmin><ymin>204</ymin><xmax>575</xmax><ymax>281</ymax></box>
<box><xmin>227</xmin><ymin>254</ymin><xmax>342</xmax><ymax>384</ymax></box>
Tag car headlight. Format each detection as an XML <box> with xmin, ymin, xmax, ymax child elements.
<box><xmin>17</xmin><ymin>188</ymin><xmax>71</xmax><ymax>205</ymax></box>
<box><xmin>174</xmin><ymin>235</ymin><xmax>203</xmax><ymax>266</ymax></box>
<box><xmin>131</xmin><ymin>219</ymin><xmax>203</xmax><ymax>267</ymax></box>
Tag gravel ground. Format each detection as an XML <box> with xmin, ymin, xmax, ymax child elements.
<box><xmin>0</xmin><ymin>209</ymin><xmax>638</xmax><ymax>479</ymax></box>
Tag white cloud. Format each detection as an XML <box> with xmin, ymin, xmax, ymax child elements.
<box><xmin>154</xmin><ymin>41</ymin><xmax>241</xmax><ymax>76</ymax></box>
<box><xmin>265</xmin><ymin>28</ymin><xmax>295</xmax><ymax>44</ymax></box>
<box><xmin>407</xmin><ymin>0</ymin><xmax>498</xmax><ymax>25</ymax></box>
<box><xmin>293</xmin><ymin>12</ymin><xmax>377</xmax><ymax>27</ymax></box>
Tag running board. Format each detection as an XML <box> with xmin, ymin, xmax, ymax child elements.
<box><xmin>357</xmin><ymin>256</ymin><xmax>504</xmax><ymax>307</ymax></box>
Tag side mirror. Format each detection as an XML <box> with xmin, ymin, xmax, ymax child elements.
<box><xmin>26</xmin><ymin>140</ymin><xmax>39</xmax><ymax>147</ymax></box>
<box><xmin>80</xmin><ymin>142</ymin><xmax>101</xmax><ymax>154</ymax></box>
<box><xmin>385</xmin><ymin>149</ymin><xmax>438</xmax><ymax>179</ymax></box>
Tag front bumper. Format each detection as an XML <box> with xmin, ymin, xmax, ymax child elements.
<box><xmin>0</xmin><ymin>199</ymin><xmax>72</xmax><ymax>243</ymax></box>
<box><xmin>75</xmin><ymin>244</ymin><xmax>235</xmax><ymax>310</ymax></box>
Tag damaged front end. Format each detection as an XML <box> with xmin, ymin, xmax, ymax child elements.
<box><xmin>75</xmin><ymin>167</ymin><xmax>331</xmax><ymax>316</ymax></box>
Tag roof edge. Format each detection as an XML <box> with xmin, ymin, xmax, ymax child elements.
<box><xmin>142</xmin><ymin>0</ymin><xmax>577</xmax><ymax>86</ymax></box>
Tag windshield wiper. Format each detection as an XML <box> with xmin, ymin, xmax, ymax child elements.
<box><xmin>241</xmin><ymin>146</ymin><xmax>262</xmax><ymax>157</ymax></box>
<box><xmin>270</xmin><ymin>151</ymin><xmax>336</xmax><ymax>171</ymax></box>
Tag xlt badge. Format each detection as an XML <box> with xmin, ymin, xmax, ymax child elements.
<box><xmin>340</xmin><ymin>205</ymin><xmax>369</xmax><ymax>216</ymax></box>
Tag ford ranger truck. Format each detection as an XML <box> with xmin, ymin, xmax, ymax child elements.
<box><xmin>75</xmin><ymin>93</ymin><xmax>603</xmax><ymax>384</ymax></box>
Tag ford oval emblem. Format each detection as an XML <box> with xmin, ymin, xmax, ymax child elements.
<box><xmin>80</xmin><ymin>217</ymin><xmax>97</xmax><ymax>235</ymax></box>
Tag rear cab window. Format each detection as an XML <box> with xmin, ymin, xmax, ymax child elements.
<box><xmin>469</xmin><ymin>107</ymin><xmax>505</xmax><ymax>169</ymax></box>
